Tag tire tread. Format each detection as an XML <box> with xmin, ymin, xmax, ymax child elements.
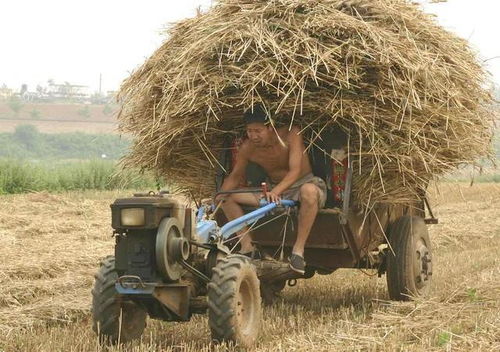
<box><xmin>91</xmin><ymin>256</ymin><xmax>147</xmax><ymax>344</ymax></box>
<box><xmin>207</xmin><ymin>255</ymin><xmax>261</xmax><ymax>347</ymax></box>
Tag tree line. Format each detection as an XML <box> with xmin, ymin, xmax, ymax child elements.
<box><xmin>0</xmin><ymin>124</ymin><xmax>129</xmax><ymax>160</ymax></box>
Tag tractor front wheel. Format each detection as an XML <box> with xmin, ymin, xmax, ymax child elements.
<box><xmin>91</xmin><ymin>256</ymin><xmax>147</xmax><ymax>344</ymax></box>
<box><xmin>207</xmin><ymin>255</ymin><xmax>261</xmax><ymax>347</ymax></box>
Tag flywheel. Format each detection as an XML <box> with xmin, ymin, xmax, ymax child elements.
<box><xmin>155</xmin><ymin>217</ymin><xmax>190</xmax><ymax>281</ymax></box>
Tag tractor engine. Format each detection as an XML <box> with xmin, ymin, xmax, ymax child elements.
<box><xmin>110</xmin><ymin>192</ymin><xmax>193</xmax><ymax>283</ymax></box>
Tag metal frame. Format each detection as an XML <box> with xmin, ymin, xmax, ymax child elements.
<box><xmin>196</xmin><ymin>199</ymin><xmax>296</xmax><ymax>242</ymax></box>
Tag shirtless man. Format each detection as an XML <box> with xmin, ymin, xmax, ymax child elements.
<box><xmin>218</xmin><ymin>104</ymin><xmax>327</xmax><ymax>274</ymax></box>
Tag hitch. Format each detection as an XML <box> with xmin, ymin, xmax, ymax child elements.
<box><xmin>424</xmin><ymin>197</ymin><xmax>439</xmax><ymax>224</ymax></box>
<box><xmin>117</xmin><ymin>275</ymin><xmax>146</xmax><ymax>289</ymax></box>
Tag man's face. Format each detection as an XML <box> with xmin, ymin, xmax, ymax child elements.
<box><xmin>246</xmin><ymin>122</ymin><xmax>271</xmax><ymax>146</ymax></box>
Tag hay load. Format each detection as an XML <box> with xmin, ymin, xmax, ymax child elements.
<box><xmin>117</xmin><ymin>0</ymin><xmax>495</xmax><ymax>207</ymax></box>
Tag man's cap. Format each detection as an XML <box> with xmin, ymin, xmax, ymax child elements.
<box><xmin>243</xmin><ymin>103</ymin><xmax>269</xmax><ymax>125</ymax></box>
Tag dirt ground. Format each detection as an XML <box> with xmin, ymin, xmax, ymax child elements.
<box><xmin>0</xmin><ymin>183</ymin><xmax>498</xmax><ymax>351</ymax></box>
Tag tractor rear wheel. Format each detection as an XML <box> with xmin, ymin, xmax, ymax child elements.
<box><xmin>91</xmin><ymin>256</ymin><xmax>147</xmax><ymax>344</ymax></box>
<box><xmin>207</xmin><ymin>255</ymin><xmax>261</xmax><ymax>347</ymax></box>
<box><xmin>386</xmin><ymin>216</ymin><xmax>433</xmax><ymax>301</ymax></box>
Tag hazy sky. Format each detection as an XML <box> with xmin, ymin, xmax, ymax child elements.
<box><xmin>1</xmin><ymin>0</ymin><xmax>498</xmax><ymax>93</ymax></box>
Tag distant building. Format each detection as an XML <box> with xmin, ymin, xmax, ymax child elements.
<box><xmin>46</xmin><ymin>81</ymin><xmax>91</xmax><ymax>100</ymax></box>
<box><xmin>0</xmin><ymin>85</ymin><xmax>13</xmax><ymax>100</ymax></box>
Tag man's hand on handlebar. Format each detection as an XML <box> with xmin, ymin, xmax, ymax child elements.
<box><xmin>265</xmin><ymin>191</ymin><xmax>281</xmax><ymax>204</ymax></box>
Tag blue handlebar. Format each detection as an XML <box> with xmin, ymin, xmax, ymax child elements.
<box><xmin>258</xmin><ymin>199</ymin><xmax>295</xmax><ymax>207</ymax></box>
<box><xmin>195</xmin><ymin>199</ymin><xmax>296</xmax><ymax>242</ymax></box>
<box><xmin>219</xmin><ymin>199</ymin><xmax>296</xmax><ymax>239</ymax></box>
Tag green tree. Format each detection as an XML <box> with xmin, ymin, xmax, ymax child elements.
<box><xmin>13</xmin><ymin>124</ymin><xmax>40</xmax><ymax>151</ymax></box>
<box><xmin>102</xmin><ymin>104</ymin><xmax>113</xmax><ymax>116</ymax></box>
<box><xmin>30</xmin><ymin>109</ymin><xmax>41</xmax><ymax>119</ymax></box>
<box><xmin>77</xmin><ymin>105</ymin><xmax>91</xmax><ymax>119</ymax></box>
<box><xmin>8</xmin><ymin>96</ymin><xmax>23</xmax><ymax>116</ymax></box>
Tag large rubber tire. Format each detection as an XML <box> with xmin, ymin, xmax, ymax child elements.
<box><xmin>207</xmin><ymin>255</ymin><xmax>261</xmax><ymax>348</ymax></box>
<box><xmin>91</xmin><ymin>256</ymin><xmax>147</xmax><ymax>344</ymax></box>
<box><xmin>386</xmin><ymin>216</ymin><xmax>433</xmax><ymax>301</ymax></box>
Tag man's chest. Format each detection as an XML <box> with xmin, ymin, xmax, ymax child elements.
<box><xmin>249</xmin><ymin>147</ymin><xmax>289</xmax><ymax>169</ymax></box>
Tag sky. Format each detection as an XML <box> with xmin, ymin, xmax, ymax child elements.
<box><xmin>0</xmin><ymin>0</ymin><xmax>499</xmax><ymax>93</ymax></box>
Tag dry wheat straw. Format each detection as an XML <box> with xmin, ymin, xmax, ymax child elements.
<box><xmin>117</xmin><ymin>0</ymin><xmax>496</xmax><ymax>208</ymax></box>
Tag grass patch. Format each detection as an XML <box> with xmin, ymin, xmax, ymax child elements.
<box><xmin>436</xmin><ymin>331</ymin><xmax>452</xmax><ymax>347</ymax></box>
<box><xmin>0</xmin><ymin>159</ymin><xmax>162</xmax><ymax>194</ymax></box>
<box><xmin>0</xmin><ymin>124</ymin><xmax>129</xmax><ymax>160</ymax></box>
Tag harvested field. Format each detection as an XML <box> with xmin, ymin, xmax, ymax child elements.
<box><xmin>0</xmin><ymin>183</ymin><xmax>499</xmax><ymax>351</ymax></box>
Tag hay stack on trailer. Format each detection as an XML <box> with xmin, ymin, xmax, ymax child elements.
<box><xmin>117</xmin><ymin>0</ymin><xmax>495</xmax><ymax>207</ymax></box>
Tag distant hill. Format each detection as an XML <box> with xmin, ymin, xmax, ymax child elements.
<box><xmin>0</xmin><ymin>103</ymin><xmax>118</xmax><ymax>133</ymax></box>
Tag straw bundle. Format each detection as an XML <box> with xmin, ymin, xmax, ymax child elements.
<box><xmin>117</xmin><ymin>0</ymin><xmax>495</xmax><ymax>207</ymax></box>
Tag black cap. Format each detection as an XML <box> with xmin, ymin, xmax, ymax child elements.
<box><xmin>243</xmin><ymin>103</ymin><xmax>269</xmax><ymax>125</ymax></box>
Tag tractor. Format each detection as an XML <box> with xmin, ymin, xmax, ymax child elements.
<box><xmin>91</xmin><ymin>130</ymin><xmax>437</xmax><ymax>347</ymax></box>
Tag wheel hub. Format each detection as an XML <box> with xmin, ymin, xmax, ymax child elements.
<box><xmin>415</xmin><ymin>240</ymin><xmax>432</xmax><ymax>287</ymax></box>
<box><xmin>236</xmin><ymin>279</ymin><xmax>254</xmax><ymax>335</ymax></box>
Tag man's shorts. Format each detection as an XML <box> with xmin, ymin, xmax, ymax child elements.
<box><xmin>270</xmin><ymin>173</ymin><xmax>327</xmax><ymax>208</ymax></box>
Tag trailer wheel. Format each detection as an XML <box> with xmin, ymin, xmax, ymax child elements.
<box><xmin>386</xmin><ymin>216</ymin><xmax>432</xmax><ymax>301</ymax></box>
<box><xmin>207</xmin><ymin>255</ymin><xmax>261</xmax><ymax>347</ymax></box>
<box><xmin>91</xmin><ymin>256</ymin><xmax>147</xmax><ymax>344</ymax></box>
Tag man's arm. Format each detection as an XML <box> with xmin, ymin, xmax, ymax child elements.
<box><xmin>269</xmin><ymin>127</ymin><xmax>304</xmax><ymax>198</ymax></box>
<box><xmin>218</xmin><ymin>142</ymin><xmax>250</xmax><ymax>194</ymax></box>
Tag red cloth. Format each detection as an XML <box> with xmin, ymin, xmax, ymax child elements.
<box><xmin>332</xmin><ymin>157</ymin><xmax>348</xmax><ymax>202</ymax></box>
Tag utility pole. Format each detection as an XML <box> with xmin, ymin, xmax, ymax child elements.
<box><xmin>99</xmin><ymin>73</ymin><xmax>102</xmax><ymax>95</ymax></box>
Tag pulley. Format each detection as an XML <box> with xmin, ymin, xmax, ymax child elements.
<box><xmin>155</xmin><ymin>217</ymin><xmax>190</xmax><ymax>281</ymax></box>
